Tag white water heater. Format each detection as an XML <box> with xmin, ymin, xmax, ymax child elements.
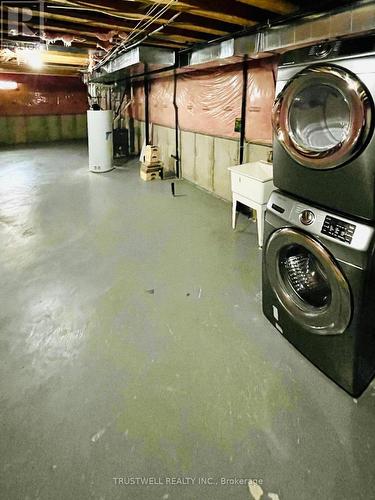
<box><xmin>87</xmin><ymin>110</ymin><xmax>114</xmax><ymax>173</ymax></box>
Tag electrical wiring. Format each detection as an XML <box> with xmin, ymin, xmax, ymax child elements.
<box><xmin>47</xmin><ymin>2</ymin><xmax>142</xmax><ymax>21</ymax></box>
<box><xmin>125</xmin><ymin>2</ymin><xmax>161</xmax><ymax>42</ymax></box>
<box><xmin>116</xmin><ymin>0</ymin><xmax>177</xmax><ymax>55</ymax></box>
<box><xmin>120</xmin><ymin>12</ymin><xmax>181</xmax><ymax>53</ymax></box>
<box><xmin>124</xmin><ymin>0</ymin><xmax>177</xmax><ymax>45</ymax></box>
<box><xmin>92</xmin><ymin>0</ymin><xmax>178</xmax><ymax>72</ymax></box>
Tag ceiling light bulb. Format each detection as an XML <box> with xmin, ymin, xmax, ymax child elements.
<box><xmin>0</xmin><ymin>80</ymin><xmax>18</xmax><ymax>90</ymax></box>
<box><xmin>17</xmin><ymin>48</ymin><xmax>44</xmax><ymax>69</ymax></box>
<box><xmin>26</xmin><ymin>49</ymin><xmax>43</xmax><ymax>69</ymax></box>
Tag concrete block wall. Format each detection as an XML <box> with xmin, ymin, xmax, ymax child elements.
<box><xmin>132</xmin><ymin>120</ymin><xmax>272</xmax><ymax>202</ymax></box>
<box><xmin>0</xmin><ymin>114</ymin><xmax>87</xmax><ymax>146</ymax></box>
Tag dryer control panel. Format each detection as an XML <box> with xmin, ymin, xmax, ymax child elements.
<box><xmin>321</xmin><ymin>216</ymin><xmax>356</xmax><ymax>244</ymax></box>
<box><xmin>279</xmin><ymin>35</ymin><xmax>375</xmax><ymax>67</ymax></box>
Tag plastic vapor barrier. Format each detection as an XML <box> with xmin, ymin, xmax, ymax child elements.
<box><xmin>130</xmin><ymin>60</ymin><xmax>276</xmax><ymax>143</ymax></box>
<box><xmin>0</xmin><ymin>73</ymin><xmax>88</xmax><ymax>116</ymax></box>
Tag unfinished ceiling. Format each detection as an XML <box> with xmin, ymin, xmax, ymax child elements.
<box><xmin>0</xmin><ymin>0</ymin><xmax>360</xmax><ymax>76</ymax></box>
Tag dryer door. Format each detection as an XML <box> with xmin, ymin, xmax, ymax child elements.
<box><xmin>272</xmin><ymin>64</ymin><xmax>373</xmax><ymax>169</ymax></box>
<box><xmin>265</xmin><ymin>227</ymin><xmax>351</xmax><ymax>335</ymax></box>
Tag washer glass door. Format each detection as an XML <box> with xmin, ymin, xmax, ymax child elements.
<box><xmin>280</xmin><ymin>244</ymin><xmax>331</xmax><ymax>308</ymax></box>
<box><xmin>273</xmin><ymin>64</ymin><xmax>373</xmax><ymax>169</ymax></box>
<box><xmin>265</xmin><ymin>227</ymin><xmax>351</xmax><ymax>335</ymax></box>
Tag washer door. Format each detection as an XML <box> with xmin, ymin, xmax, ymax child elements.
<box><xmin>272</xmin><ymin>64</ymin><xmax>373</xmax><ymax>169</ymax></box>
<box><xmin>265</xmin><ymin>228</ymin><xmax>351</xmax><ymax>335</ymax></box>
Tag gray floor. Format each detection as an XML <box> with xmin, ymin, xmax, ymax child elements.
<box><xmin>1</xmin><ymin>142</ymin><xmax>375</xmax><ymax>500</ymax></box>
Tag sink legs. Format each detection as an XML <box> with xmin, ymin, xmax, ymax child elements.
<box><xmin>231</xmin><ymin>194</ymin><xmax>266</xmax><ymax>247</ymax></box>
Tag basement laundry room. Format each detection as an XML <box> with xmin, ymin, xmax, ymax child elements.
<box><xmin>2</xmin><ymin>1</ymin><xmax>375</xmax><ymax>500</ymax></box>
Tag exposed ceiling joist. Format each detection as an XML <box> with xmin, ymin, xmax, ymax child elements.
<box><xmin>39</xmin><ymin>9</ymin><xmax>210</xmax><ymax>42</ymax></box>
<box><xmin>45</xmin><ymin>1</ymin><xmax>241</xmax><ymax>34</ymax></box>
<box><xmin>135</xmin><ymin>0</ymin><xmax>257</xmax><ymax>27</ymax></box>
<box><xmin>0</xmin><ymin>0</ymin><xmax>358</xmax><ymax>75</ymax></box>
<box><xmin>41</xmin><ymin>22</ymin><xmax>194</xmax><ymax>45</ymax></box>
<box><xmin>0</xmin><ymin>61</ymin><xmax>84</xmax><ymax>76</ymax></box>
<box><xmin>43</xmin><ymin>6</ymin><xmax>230</xmax><ymax>37</ymax></box>
<box><xmin>235</xmin><ymin>0</ymin><xmax>297</xmax><ymax>15</ymax></box>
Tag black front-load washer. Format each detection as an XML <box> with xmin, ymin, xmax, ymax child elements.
<box><xmin>262</xmin><ymin>191</ymin><xmax>375</xmax><ymax>396</ymax></box>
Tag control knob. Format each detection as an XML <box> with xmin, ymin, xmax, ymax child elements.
<box><xmin>313</xmin><ymin>43</ymin><xmax>332</xmax><ymax>58</ymax></box>
<box><xmin>299</xmin><ymin>210</ymin><xmax>315</xmax><ymax>225</ymax></box>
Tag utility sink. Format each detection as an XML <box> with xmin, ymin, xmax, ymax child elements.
<box><xmin>228</xmin><ymin>161</ymin><xmax>274</xmax><ymax>205</ymax></box>
<box><xmin>228</xmin><ymin>160</ymin><xmax>274</xmax><ymax>247</ymax></box>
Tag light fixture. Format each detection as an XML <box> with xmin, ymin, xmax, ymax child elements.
<box><xmin>16</xmin><ymin>46</ymin><xmax>44</xmax><ymax>69</ymax></box>
<box><xmin>24</xmin><ymin>48</ymin><xmax>44</xmax><ymax>69</ymax></box>
<box><xmin>0</xmin><ymin>80</ymin><xmax>18</xmax><ymax>90</ymax></box>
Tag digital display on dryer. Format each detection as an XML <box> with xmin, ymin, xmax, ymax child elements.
<box><xmin>321</xmin><ymin>215</ymin><xmax>356</xmax><ymax>244</ymax></box>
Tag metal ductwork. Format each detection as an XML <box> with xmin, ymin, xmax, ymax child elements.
<box><xmin>233</xmin><ymin>34</ymin><xmax>259</xmax><ymax>58</ymax></box>
<box><xmin>90</xmin><ymin>46</ymin><xmax>175</xmax><ymax>84</ymax></box>
<box><xmin>237</xmin><ymin>1</ymin><xmax>375</xmax><ymax>56</ymax></box>
<box><xmin>89</xmin><ymin>1</ymin><xmax>375</xmax><ymax>83</ymax></box>
<box><xmin>180</xmin><ymin>39</ymin><xmax>241</xmax><ymax>70</ymax></box>
<box><xmin>183</xmin><ymin>1</ymin><xmax>375</xmax><ymax>67</ymax></box>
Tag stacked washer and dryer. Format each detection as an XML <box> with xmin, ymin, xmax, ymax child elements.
<box><xmin>262</xmin><ymin>36</ymin><xmax>375</xmax><ymax>396</ymax></box>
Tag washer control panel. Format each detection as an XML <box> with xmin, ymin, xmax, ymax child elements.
<box><xmin>267</xmin><ymin>191</ymin><xmax>374</xmax><ymax>252</ymax></box>
<box><xmin>321</xmin><ymin>215</ymin><xmax>356</xmax><ymax>244</ymax></box>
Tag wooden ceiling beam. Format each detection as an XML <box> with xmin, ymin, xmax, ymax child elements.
<box><xmin>29</xmin><ymin>22</ymin><xmax>186</xmax><ymax>49</ymax></box>
<box><xmin>45</xmin><ymin>0</ymin><xmax>238</xmax><ymax>34</ymax></box>
<box><xmin>1</xmin><ymin>6</ymin><xmax>208</xmax><ymax>48</ymax></box>
<box><xmin>0</xmin><ymin>31</ymin><xmax>96</xmax><ymax>48</ymax></box>
<box><xmin>0</xmin><ymin>45</ymin><xmax>88</xmax><ymax>73</ymax></box>
<box><xmin>41</xmin><ymin>20</ymin><xmax>202</xmax><ymax>44</ymax></box>
<box><xmin>0</xmin><ymin>61</ymin><xmax>83</xmax><ymax>76</ymax></box>
<box><xmin>43</xmin><ymin>5</ymin><xmax>229</xmax><ymax>37</ymax></box>
<box><xmin>40</xmin><ymin>8</ymin><xmax>210</xmax><ymax>42</ymax></box>
<box><xmin>164</xmin><ymin>22</ymin><xmax>227</xmax><ymax>36</ymax></box>
<box><xmin>235</xmin><ymin>0</ymin><xmax>297</xmax><ymax>15</ymax></box>
<box><xmin>43</xmin><ymin>50</ymin><xmax>89</xmax><ymax>66</ymax></box>
<box><xmin>1</xmin><ymin>0</ymin><xmax>304</xmax><ymax>72</ymax></box>
<box><xmin>45</xmin><ymin>0</ymin><xmax>172</xmax><ymax>20</ymax></box>
<box><xmin>45</xmin><ymin>0</ymin><xmax>254</xmax><ymax>28</ymax></box>
<box><xmin>123</xmin><ymin>0</ymin><xmax>257</xmax><ymax>27</ymax></box>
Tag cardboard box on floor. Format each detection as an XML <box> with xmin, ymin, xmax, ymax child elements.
<box><xmin>142</xmin><ymin>145</ymin><xmax>160</xmax><ymax>166</ymax></box>
<box><xmin>140</xmin><ymin>168</ymin><xmax>162</xmax><ymax>181</ymax></box>
<box><xmin>140</xmin><ymin>162</ymin><xmax>163</xmax><ymax>181</ymax></box>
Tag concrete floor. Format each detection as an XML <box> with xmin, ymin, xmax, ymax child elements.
<box><xmin>1</xmin><ymin>142</ymin><xmax>375</xmax><ymax>500</ymax></box>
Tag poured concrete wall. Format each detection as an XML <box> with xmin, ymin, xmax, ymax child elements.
<box><xmin>132</xmin><ymin>120</ymin><xmax>272</xmax><ymax>201</ymax></box>
<box><xmin>0</xmin><ymin>114</ymin><xmax>87</xmax><ymax>146</ymax></box>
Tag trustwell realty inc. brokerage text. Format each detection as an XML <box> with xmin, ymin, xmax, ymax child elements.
<box><xmin>112</xmin><ymin>476</ymin><xmax>263</xmax><ymax>487</ymax></box>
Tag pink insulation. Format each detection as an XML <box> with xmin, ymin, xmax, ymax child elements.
<box><xmin>177</xmin><ymin>67</ymin><xmax>243</xmax><ymax>139</ymax></box>
<box><xmin>41</xmin><ymin>31</ymin><xmax>85</xmax><ymax>47</ymax></box>
<box><xmin>245</xmin><ymin>61</ymin><xmax>276</xmax><ymax>143</ymax></box>
<box><xmin>148</xmin><ymin>76</ymin><xmax>175</xmax><ymax>128</ymax></box>
<box><xmin>130</xmin><ymin>59</ymin><xmax>276</xmax><ymax>144</ymax></box>
<box><xmin>131</xmin><ymin>84</ymin><xmax>145</xmax><ymax>121</ymax></box>
<box><xmin>0</xmin><ymin>73</ymin><xmax>88</xmax><ymax>116</ymax></box>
